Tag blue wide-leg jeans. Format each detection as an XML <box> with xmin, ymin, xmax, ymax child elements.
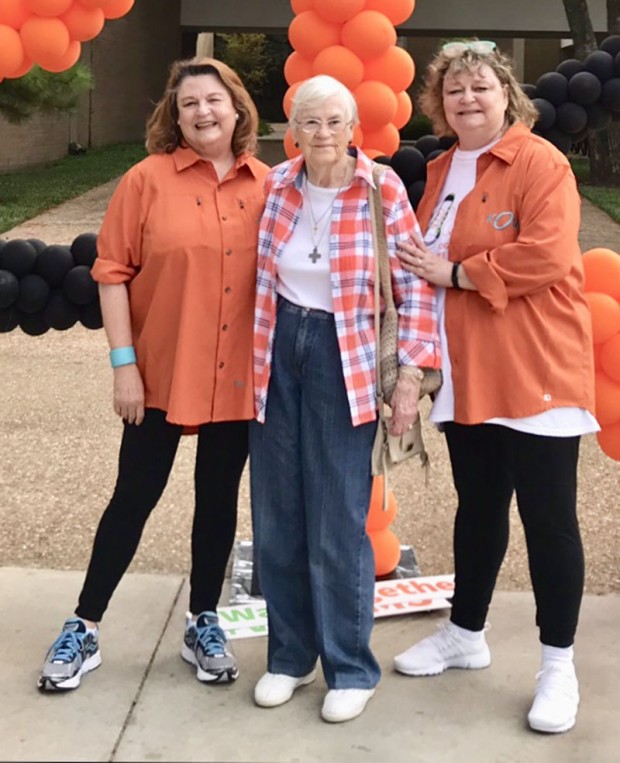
<box><xmin>250</xmin><ymin>298</ymin><xmax>380</xmax><ymax>690</ymax></box>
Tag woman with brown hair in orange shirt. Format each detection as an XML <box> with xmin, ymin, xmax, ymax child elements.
<box><xmin>37</xmin><ymin>58</ymin><xmax>269</xmax><ymax>692</ymax></box>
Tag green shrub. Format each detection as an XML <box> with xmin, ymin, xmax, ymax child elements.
<box><xmin>399</xmin><ymin>113</ymin><xmax>434</xmax><ymax>141</ymax></box>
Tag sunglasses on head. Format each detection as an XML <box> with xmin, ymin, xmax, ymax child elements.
<box><xmin>441</xmin><ymin>40</ymin><xmax>497</xmax><ymax>57</ymax></box>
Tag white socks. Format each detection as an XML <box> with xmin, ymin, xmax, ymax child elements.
<box><xmin>450</xmin><ymin>621</ymin><xmax>486</xmax><ymax>642</ymax></box>
<box><xmin>541</xmin><ymin>644</ymin><xmax>574</xmax><ymax>670</ymax></box>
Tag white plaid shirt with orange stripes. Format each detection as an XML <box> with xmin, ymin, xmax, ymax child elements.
<box><xmin>254</xmin><ymin>149</ymin><xmax>441</xmax><ymax>426</ymax></box>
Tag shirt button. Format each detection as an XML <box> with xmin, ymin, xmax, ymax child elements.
<box><xmin>222</xmin><ymin>324</ymin><xmax>228</xmax><ymax>331</ymax></box>
<box><xmin>543</xmin><ymin>393</ymin><xmax>552</xmax><ymax>401</ymax></box>
<box><xmin>225</xmin><ymin>249</ymin><xmax>233</xmax><ymax>256</ymax></box>
<box><xmin>224</xmin><ymin>287</ymin><xmax>232</xmax><ymax>294</ymax></box>
<box><xmin>219</xmin><ymin>362</ymin><xmax>225</xmax><ymax>369</ymax></box>
<box><xmin>222</xmin><ymin>215</ymin><xmax>227</xmax><ymax>221</ymax></box>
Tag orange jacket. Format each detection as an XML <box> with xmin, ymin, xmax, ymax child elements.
<box><xmin>416</xmin><ymin>122</ymin><xmax>595</xmax><ymax>425</ymax></box>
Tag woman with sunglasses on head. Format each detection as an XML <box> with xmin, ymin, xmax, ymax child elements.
<box><xmin>394</xmin><ymin>40</ymin><xmax>598</xmax><ymax>734</ymax></box>
<box><xmin>250</xmin><ymin>74</ymin><xmax>440</xmax><ymax>723</ymax></box>
<box><xmin>38</xmin><ymin>58</ymin><xmax>269</xmax><ymax>692</ymax></box>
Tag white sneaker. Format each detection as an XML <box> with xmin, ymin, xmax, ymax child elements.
<box><xmin>254</xmin><ymin>670</ymin><xmax>317</xmax><ymax>707</ymax></box>
<box><xmin>321</xmin><ymin>688</ymin><xmax>376</xmax><ymax>723</ymax></box>
<box><xmin>528</xmin><ymin>663</ymin><xmax>579</xmax><ymax>733</ymax></box>
<box><xmin>393</xmin><ymin>621</ymin><xmax>491</xmax><ymax>676</ymax></box>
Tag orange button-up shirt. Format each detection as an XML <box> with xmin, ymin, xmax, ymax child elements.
<box><xmin>92</xmin><ymin>147</ymin><xmax>269</xmax><ymax>426</ymax></box>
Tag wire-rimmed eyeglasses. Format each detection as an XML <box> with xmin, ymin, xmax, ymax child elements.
<box><xmin>295</xmin><ymin>118</ymin><xmax>352</xmax><ymax>135</ymax></box>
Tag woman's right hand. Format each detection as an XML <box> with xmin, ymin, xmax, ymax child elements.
<box><xmin>113</xmin><ymin>364</ymin><xmax>145</xmax><ymax>425</ymax></box>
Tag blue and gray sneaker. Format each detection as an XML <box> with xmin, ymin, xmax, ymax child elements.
<box><xmin>182</xmin><ymin>611</ymin><xmax>238</xmax><ymax>683</ymax></box>
<box><xmin>38</xmin><ymin>617</ymin><xmax>101</xmax><ymax>691</ymax></box>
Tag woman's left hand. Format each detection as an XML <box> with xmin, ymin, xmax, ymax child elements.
<box><xmin>397</xmin><ymin>233</ymin><xmax>452</xmax><ymax>287</ymax></box>
<box><xmin>388</xmin><ymin>373</ymin><xmax>421</xmax><ymax>436</ymax></box>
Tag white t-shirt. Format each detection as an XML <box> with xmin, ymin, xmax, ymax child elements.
<box><xmin>425</xmin><ymin>139</ymin><xmax>599</xmax><ymax>437</ymax></box>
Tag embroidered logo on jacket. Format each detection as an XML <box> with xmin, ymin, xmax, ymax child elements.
<box><xmin>487</xmin><ymin>211</ymin><xmax>519</xmax><ymax>231</ymax></box>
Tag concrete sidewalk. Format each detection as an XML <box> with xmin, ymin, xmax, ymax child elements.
<box><xmin>1</xmin><ymin>567</ymin><xmax>618</xmax><ymax>763</ymax></box>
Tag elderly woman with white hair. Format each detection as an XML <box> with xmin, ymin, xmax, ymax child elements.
<box><xmin>249</xmin><ymin>74</ymin><xmax>440</xmax><ymax>723</ymax></box>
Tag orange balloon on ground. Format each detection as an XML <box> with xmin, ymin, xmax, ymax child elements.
<box><xmin>366</xmin><ymin>476</ymin><xmax>398</xmax><ymax>532</ymax></box>
<box><xmin>36</xmin><ymin>38</ymin><xmax>80</xmax><ymax>73</ymax></box>
<box><xmin>20</xmin><ymin>16</ymin><xmax>70</xmax><ymax>62</ymax></box>
<box><xmin>597</xmin><ymin>421</ymin><xmax>620</xmax><ymax>461</ymax></box>
<box><xmin>364</xmin><ymin>0</ymin><xmax>415</xmax><ymax>26</ymax></box>
<box><xmin>284</xmin><ymin>51</ymin><xmax>313</xmax><ymax>86</ymax></box>
<box><xmin>0</xmin><ymin>24</ymin><xmax>25</xmax><ymax>77</ymax></box>
<box><xmin>61</xmin><ymin>2</ymin><xmax>105</xmax><ymax>41</ymax></box>
<box><xmin>369</xmin><ymin>528</ymin><xmax>401</xmax><ymax>576</ymax></box>
<box><xmin>0</xmin><ymin>0</ymin><xmax>31</xmax><ymax>29</ymax></box>
<box><xmin>583</xmin><ymin>247</ymin><xmax>620</xmax><ymax>300</ymax></box>
<box><xmin>284</xmin><ymin>128</ymin><xmax>302</xmax><ymax>159</ymax></box>
<box><xmin>312</xmin><ymin>45</ymin><xmax>364</xmax><ymax>91</ymax></box>
<box><xmin>341</xmin><ymin>10</ymin><xmax>397</xmax><ymax>61</ymax></box>
<box><xmin>25</xmin><ymin>0</ymin><xmax>73</xmax><ymax>16</ymax></box>
<box><xmin>102</xmin><ymin>0</ymin><xmax>134</xmax><ymax>20</ymax></box>
<box><xmin>600</xmin><ymin>332</ymin><xmax>620</xmax><ymax>383</ymax></box>
<box><xmin>355</xmin><ymin>80</ymin><xmax>398</xmax><ymax>130</ymax></box>
<box><xmin>363</xmin><ymin>122</ymin><xmax>400</xmax><ymax>157</ymax></box>
<box><xmin>312</xmin><ymin>0</ymin><xmax>365</xmax><ymax>24</ymax></box>
<box><xmin>364</xmin><ymin>46</ymin><xmax>415</xmax><ymax>93</ymax></box>
<box><xmin>291</xmin><ymin>0</ymin><xmax>313</xmax><ymax>12</ymax></box>
<box><xmin>394</xmin><ymin>90</ymin><xmax>413</xmax><ymax>129</ymax></box>
<box><xmin>594</xmin><ymin>371</ymin><xmax>620</xmax><ymax>426</ymax></box>
<box><xmin>585</xmin><ymin>292</ymin><xmax>620</xmax><ymax>344</ymax></box>
<box><xmin>289</xmin><ymin>10</ymin><xmax>340</xmax><ymax>61</ymax></box>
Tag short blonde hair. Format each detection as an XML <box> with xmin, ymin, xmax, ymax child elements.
<box><xmin>290</xmin><ymin>75</ymin><xmax>359</xmax><ymax>126</ymax></box>
<box><xmin>146</xmin><ymin>57</ymin><xmax>259</xmax><ymax>156</ymax></box>
<box><xmin>419</xmin><ymin>41</ymin><xmax>538</xmax><ymax>136</ymax></box>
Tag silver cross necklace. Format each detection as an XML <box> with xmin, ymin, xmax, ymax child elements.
<box><xmin>304</xmin><ymin>176</ymin><xmax>342</xmax><ymax>264</ymax></box>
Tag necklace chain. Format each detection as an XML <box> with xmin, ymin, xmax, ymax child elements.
<box><xmin>303</xmin><ymin>177</ymin><xmax>342</xmax><ymax>263</ymax></box>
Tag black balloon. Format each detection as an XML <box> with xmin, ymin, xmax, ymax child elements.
<box><xmin>0</xmin><ymin>269</ymin><xmax>19</xmax><ymax>309</ymax></box>
<box><xmin>438</xmin><ymin>135</ymin><xmax>457</xmax><ymax>150</ymax></box>
<box><xmin>584</xmin><ymin>50</ymin><xmax>615</xmax><ymax>82</ymax></box>
<box><xmin>586</xmin><ymin>102</ymin><xmax>612</xmax><ymax>130</ymax></box>
<box><xmin>600</xmin><ymin>35</ymin><xmax>620</xmax><ymax>58</ymax></box>
<box><xmin>0</xmin><ymin>306</ymin><xmax>19</xmax><ymax>333</ymax></box>
<box><xmin>568</xmin><ymin>71</ymin><xmax>602</xmax><ymax>105</ymax></box>
<box><xmin>16</xmin><ymin>274</ymin><xmax>50</xmax><ymax>313</ymax></box>
<box><xmin>536</xmin><ymin>72</ymin><xmax>568</xmax><ymax>106</ymax></box>
<box><xmin>391</xmin><ymin>147</ymin><xmax>427</xmax><ymax>186</ymax></box>
<box><xmin>600</xmin><ymin>77</ymin><xmax>620</xmax><ymax>112</ymax></box>
<box><xmin>425</xmin><ymin>149</ymin><xmax>445</xmax><ymax>162</ymax></box>
<box><xmin>373</xmin><ymin>155</ymin><xmax>392</xmax><ymax>166</ymax></box>
<box><xmin>407</xmin><ymin>180</ymin><xmax>426</xmax><ymax>210</ymax></box>
<box><xmin>532</xmin><ymin>98</ymin><xmax>556</xmax><ymax>131</ymax></box>
<box><xmin>35</xmin><ymin>244</ymin><xmax>74</xmax><ymax>287</ymax></box>
<box><xmin>18</xmin><ymin>310</ymin><xmax>49</xmax><ymax>336</ymax></box>
<box><xmin>414</xmin><ymin>134</ymin><xmax>441</xmax><ymax>157</ymax></box>
<box><xmin>63</xmin><ymin>265</ymin><xmax>98</xmax><ymax>306</ymax></box>
<box><xmin>555</xmin><ymin>102</ymin><xmax>588</xmax><ymax>135</ymax></box>
<box><xmin>521</xmin><ymin>83</ymin><xmax>538</xmax><ymax>98</ymax></box>
<box><xmin>71</xmin><ymin>232</ymin><xmax>98</xmax><ymax>268</ymax></box>
<box><xmin>542</xmin><ymin>128</ymin><xmax>572</xmax><ymax>154</ymax></box>
<box><xmin>26</xmin><ymin>238</ymin><xmax>47</xmax><ymax>254</ymax></box>
<box><xmin>556</xmin><ymin>59</ymin><xmax>584</xmax><ymax>80</ymax></box>
<box><xmin>615</xmin><ymin>51</ymin><xmax>620</xmax><ymax>77</ymax></box>
<box><xmin>44</xmin><ymin>289</ymin><xmax>80</xmax><ymax>331</ymax></box>
<box><xmin>79</xmin><ymin>299</ymin><xmax>103</xmax><ymax>330</ymax></box>
<box><xmin>0</xmin><ymin>240</ymin><xmax>37</xmax><ymax>278</ymax></box>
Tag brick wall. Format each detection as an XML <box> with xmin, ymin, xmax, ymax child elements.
<box><xmin>0</xmin><ymin>0</ymin><xmax>182</xmax><ymax>172</ymax></box>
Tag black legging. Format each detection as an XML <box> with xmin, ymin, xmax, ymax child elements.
<box><xmin>76</xmin><ymin>409</ymin><xmax>248</xmax><ymax>622</ymax></box>
<box><xmin>443</xmin><ymin>423</ymin><xmax>584</xmax><ymax>648</ymax></box>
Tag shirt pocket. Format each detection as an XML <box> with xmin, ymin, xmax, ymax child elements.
<box><xmin>142</xmin><ymin>192</ymin><xmax>205</xmax><ymax>257</ymax></box>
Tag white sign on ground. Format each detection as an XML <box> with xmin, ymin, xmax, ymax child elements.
<box><xmin>217</xmin><ymin>574</ymin><xmax>454</xmax><ymax>640</ymax></box>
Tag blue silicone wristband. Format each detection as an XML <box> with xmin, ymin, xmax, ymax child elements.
<box><xmin>109</xmin><ymin>346</ymin><xmax>137</xmax><ymax>368</ymax></box>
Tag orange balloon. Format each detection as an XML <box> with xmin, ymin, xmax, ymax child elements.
<box><xmin>364</xmin><ymin>149</ymin><xmax>384</xmax><ymax>159</ymax></box>
<box><xmin>291</xmin><ymin>0</ymin><xmax>313</xmax><ymax>12</ymax></box>
<box><xmin>352</xmin><ymin>124</ymin><xmax>363</xmax><ymax>145</ymax></box>
<box><xmin>369</xmin><ymin>528</ymin><xmax>401</xmax><ymax>576</ymax></box>
<box><xmin>593</xmin><ymin>342</ymin><xmax>603</xmax><ymax>372</ymax></box>
<box><xmin>585</xmin><ymin>292</ymin><xmax>620</xmax><ymax>344</ymax></box>
<box><xmin>355</xmin><ymin>80</ymin><xmax>398</xmax><ymax>130</ymax></box>
<box><xmin>102</xmin><ymin>0</ymin><xmax>134</xmax><ymax>20</ymax></box>
<box><xmin>0</xmin><ymin>0</ymin><xmax>30</xmax><ymax>30</ymax></box>
<box><xmin>364</xmin><ymin>46</ymin><xmax>415</xmax><ymax>93</ymax></box>
<box><xmin>366</xmin><ymin>476</ymin><xmax>398</xmax><ymax>532</ymax></box>
<box><xmin>597</xmin><ymin>421</ymin><xmax>620</xmax><ymax>461</ymax></box>
<box><xmin>283</xmin><ymin>81</ymin><xmax>302</xmax><ymax>119</ymax></box>
<box><xmin>289</xmin><ymin>10</ymin><xmax>340</xmax><ymax>61</ymax></box>
<box><xmin>61</xmin><ymin>2</ymin><xmax>105</xmax><ymax>41</ymax></box>
<box><xmin>600</xmin><ymin>332</ymin><xmax>620</xmax><ymax>383</ymax></box>
<box><xmin>312</xmin><ymin>45</ymin><xmax>364</xmax><ymax>91</ymax></box>
<box><xmin>6</xmin><ymin>55</ymin><xmax>32</xmax><ymax>78</ymax></box>
<box><xmin>312</xmin><ymin>0</ymin><xmax>365</xmax><ymax>24</ymax></box>
<box><xmin>78</xmin><ymin>0</ymin><xmax>112</xmax><ymax>7</ymax></box>
<box><xmin>284</xmin><ymin>51</ymin><xmax>313</xmax><ymax>86</ymax></box>
<box><xmin>595</xmin><ymin>371</ymin><xmax>620</xmax><ymax>426</ymax></box>
<box><xmin>583</xmin><ymin>247</ymin><xmax>620</xmax><ymax>300</ymax></box>
<box><xmin>394</xmin><ymin>90</ymin><xmax>413</xmax><ymax>129</ymax></box>
<box><xmin>363</xmin><ymin>122</ymin><xmax>400</xmax><ymax>156</ymax></box>
<box><xmin>25</xmin><ymin>0</ymin><xmax>73</xmax><ymax>16</ymax></box>
<box><xmin>35</xmin><ymin>38</ymin><xmax>80</xmax><ymax>72</ymax></box>
<box><xmin>364</xmin><ymin>0</ymin><xmax>415</xmax><ymax>26</ymax></box>
<box><xmin>284</xmin><ymin>128</ymin><xmax>302</xmax><ymax>159</ymax></box>
<box><xmin>0</xmin><ymin>24</ymin><xmax>25</xmax><ymax>77</ymax></box>
<box><xmin>20</xmin><ymin>17</ymin><xmax>70</xmax><ymax>62</ymax></box>
<box><xmin>341</xmin><ymin>10</ymin><xmax>397</xmax><ymax>62</ymax></box>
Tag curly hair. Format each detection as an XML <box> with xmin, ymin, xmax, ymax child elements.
<box><xmin>145</xmin><ymin>57</ymin><xmax>259</xmax><ymax>157</ymax></box>
<box><xmin>419</xmin><ymin>41</ymin><xmax>538</xmax><ymax>137</ymax></box>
